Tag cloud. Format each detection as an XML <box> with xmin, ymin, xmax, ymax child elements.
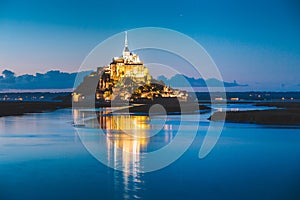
<box><xmin>157</xmin><ymin>74</ymin><xmax>247</xmax><ymax>88</ymax></box>
<box><xmin>0</xmin><ymin>69</ymin><xmax>92</xmax><ymax>90</ymax></box>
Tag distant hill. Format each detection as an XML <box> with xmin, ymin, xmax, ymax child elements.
<box><xmin>0</xmin><ymin>69</ymin><xmax>93</xmax><ymax>90</ymax></box>
<box><xmin>157</xmin><ymin>74</ymin><xmax>247</xmax><ymax>87</ymax></box>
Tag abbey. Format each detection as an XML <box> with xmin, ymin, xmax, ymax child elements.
<box><xmin>109</xmin><ymin>31</ymin><xmax>151</xmax><ymax>84</ymax></box>
<box><xmin>73</xmin><ymin>32</ymin><xmax>189</xmax><ymax>103</ymax></box>
<box><xmin>95</xmin><ymin>32</ymin><xmax>152</xmax><ymax>101</ymax></box>
<box><xmin>97</xmin><ymin>32</ymin><xmax>151</xmax><ymax>92</ymax></box>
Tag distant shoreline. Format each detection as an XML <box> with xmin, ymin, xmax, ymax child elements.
<box><xmin>210</xmin><ymin>102</ymin><xmax>300</xmax><ymax>126</ymax></box>
<box><xmin>0</xmin><ymin>89</ymin><xmax>73</xmax><ymax>93</ymax></box>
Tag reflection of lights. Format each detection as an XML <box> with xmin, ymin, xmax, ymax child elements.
<box><xmin>75</xmin><ymin>109</ymin><xmax>176</xmax><ymax>199</ymax></box>
<box><xmin>164</xmin><ymin>124</ymin><xmax>169</xmax><ymax>131</ymax></box>
<box><xmin>214</xmin><ymin>97</ymin><xmax>223</xmax><ymax>101</ymax></box>
<box><xmin>97</xmin><ymin>113</ymin><xmax>150</xmax><ymax>134</ymax></box>
<box><xmin>230</xmin><ymin>97</ymin><xmax>239</xmax><ymax>101</ymax></box>
<box><xmin>93</xmin><ymin>111</ymin><xmax>152</xmax><ymax>155</ymax></box>
<box><xmin>106</xmin><ymin>132</ymin><xmax>148</xmax><ymax>153</ymax></box>
<box><xmin>73</xmin><ymin>109</ymin><xmax>82</xmax><ymax>125</ymax></box>
<box><xmin>100</xmin><ymin>113</ymin><xmax>149</xmax><ymax>200</ymax></box>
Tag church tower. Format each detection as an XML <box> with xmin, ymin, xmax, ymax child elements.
<box><xmin>123</xmin><ymin>31</ymin><xmax>130</xmax><ymax>58</ymax></box>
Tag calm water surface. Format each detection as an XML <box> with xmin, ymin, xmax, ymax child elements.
<box><xmin>0</xmin><ymin>107</ymin><xmax>299</xmax><ymax>200</ymax></box>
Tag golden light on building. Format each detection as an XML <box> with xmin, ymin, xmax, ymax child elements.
<box><xmin>96</xmin><ymin>31</ymin><xmax>152</xmax><ymax>102</ymax></box>
<box><xmin>73</xmin><ymin>31</ymin><xmax>189</xmax><ymax>103</ymax></box>
<box><xmin>72</xmin><ymin>92</ymin><xmax>80</xmax><ymax>102</ymax></box>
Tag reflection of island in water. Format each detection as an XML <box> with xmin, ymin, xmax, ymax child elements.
<box><xmin>100</xmin><ymin>113</ymin><xmax>149</xmax><ymax>200</ymax></box>
<box><xmin>73</xmin><ymin>108</ymin><xmax>175</xmax><ymax>200</ymax></box>
<box><xmin>80</xmin><ymin>109</ymin><xmax>175</xmax><ymax>152</ymax></box>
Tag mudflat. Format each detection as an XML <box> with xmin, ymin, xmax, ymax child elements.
<box><xmin>210</xmin><ymin>102</ymin><xmax>300</xmax><ymax>125</ymax></box>
<box><xmin>0</xmin><ymin>102</ymin><xmax>71</xmax><ymax>117</ymax></box>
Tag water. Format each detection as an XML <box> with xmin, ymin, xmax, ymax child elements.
<box><xmin>0</xmin><ymin>107</ymin><xmax>300</xmax><ymax>200</ymax></box>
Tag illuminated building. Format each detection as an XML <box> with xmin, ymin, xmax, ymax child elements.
<box><xmin>96</xmin><ymin>32</ymin><xmax>152</xmax><ymax>101</ymax></box>
<box><xmin>74</xmin><ymin>32</ymin><xmax>189</xmax><ymax>103</ymax></box>
<box><xmin>109</xmin><ymin>31</ymin><xmax>151</xmax><ymax>84</ymax></box>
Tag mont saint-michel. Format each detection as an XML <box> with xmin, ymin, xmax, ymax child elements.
<box><xmin>73</xmin><ymin>32</ymin><xmax>190</xmax><ymax>108</ymax></box>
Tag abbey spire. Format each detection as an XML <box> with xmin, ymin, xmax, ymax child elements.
<box><xmin>123</xmin><ymin>31</ymin><xmax>130</xmax><ymax>57</ymax></box>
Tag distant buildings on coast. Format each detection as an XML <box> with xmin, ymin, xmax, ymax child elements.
<box><xmin>0</xmin><ymin>92</ymin><xmax>70</xmax><ymax>102</ymax></box>
<box><xmin>195</xmin><ymin>92</ymin><xmax>299</xmax><ymax>102</ymax></box>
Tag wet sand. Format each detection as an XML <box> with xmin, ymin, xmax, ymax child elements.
<box><xmin>0</xmin><ymin>101</ymin><xmax>71</xmax><ymax>117</ymax></box>
<box><xmin>210</xmin><ymin>102</ymin><xmax>300</xmax><ymax>125</ymax></box>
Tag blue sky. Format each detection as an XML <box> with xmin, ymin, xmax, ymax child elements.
<box><xmin>0</xmin><ymin>0</ymin><xmax>300</xmax><ymax>91</ymax></box>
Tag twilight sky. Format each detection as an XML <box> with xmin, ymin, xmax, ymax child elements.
<box><xmin>0</xmin><ymin>0</ymin><xmax>300</xmax><ymax>91</ymax></box>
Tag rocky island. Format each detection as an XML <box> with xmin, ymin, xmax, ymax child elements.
<box><xmin>72</xmin><ymin>32</ymin><xmax>193</xmax><ymax>113</ymax></box>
